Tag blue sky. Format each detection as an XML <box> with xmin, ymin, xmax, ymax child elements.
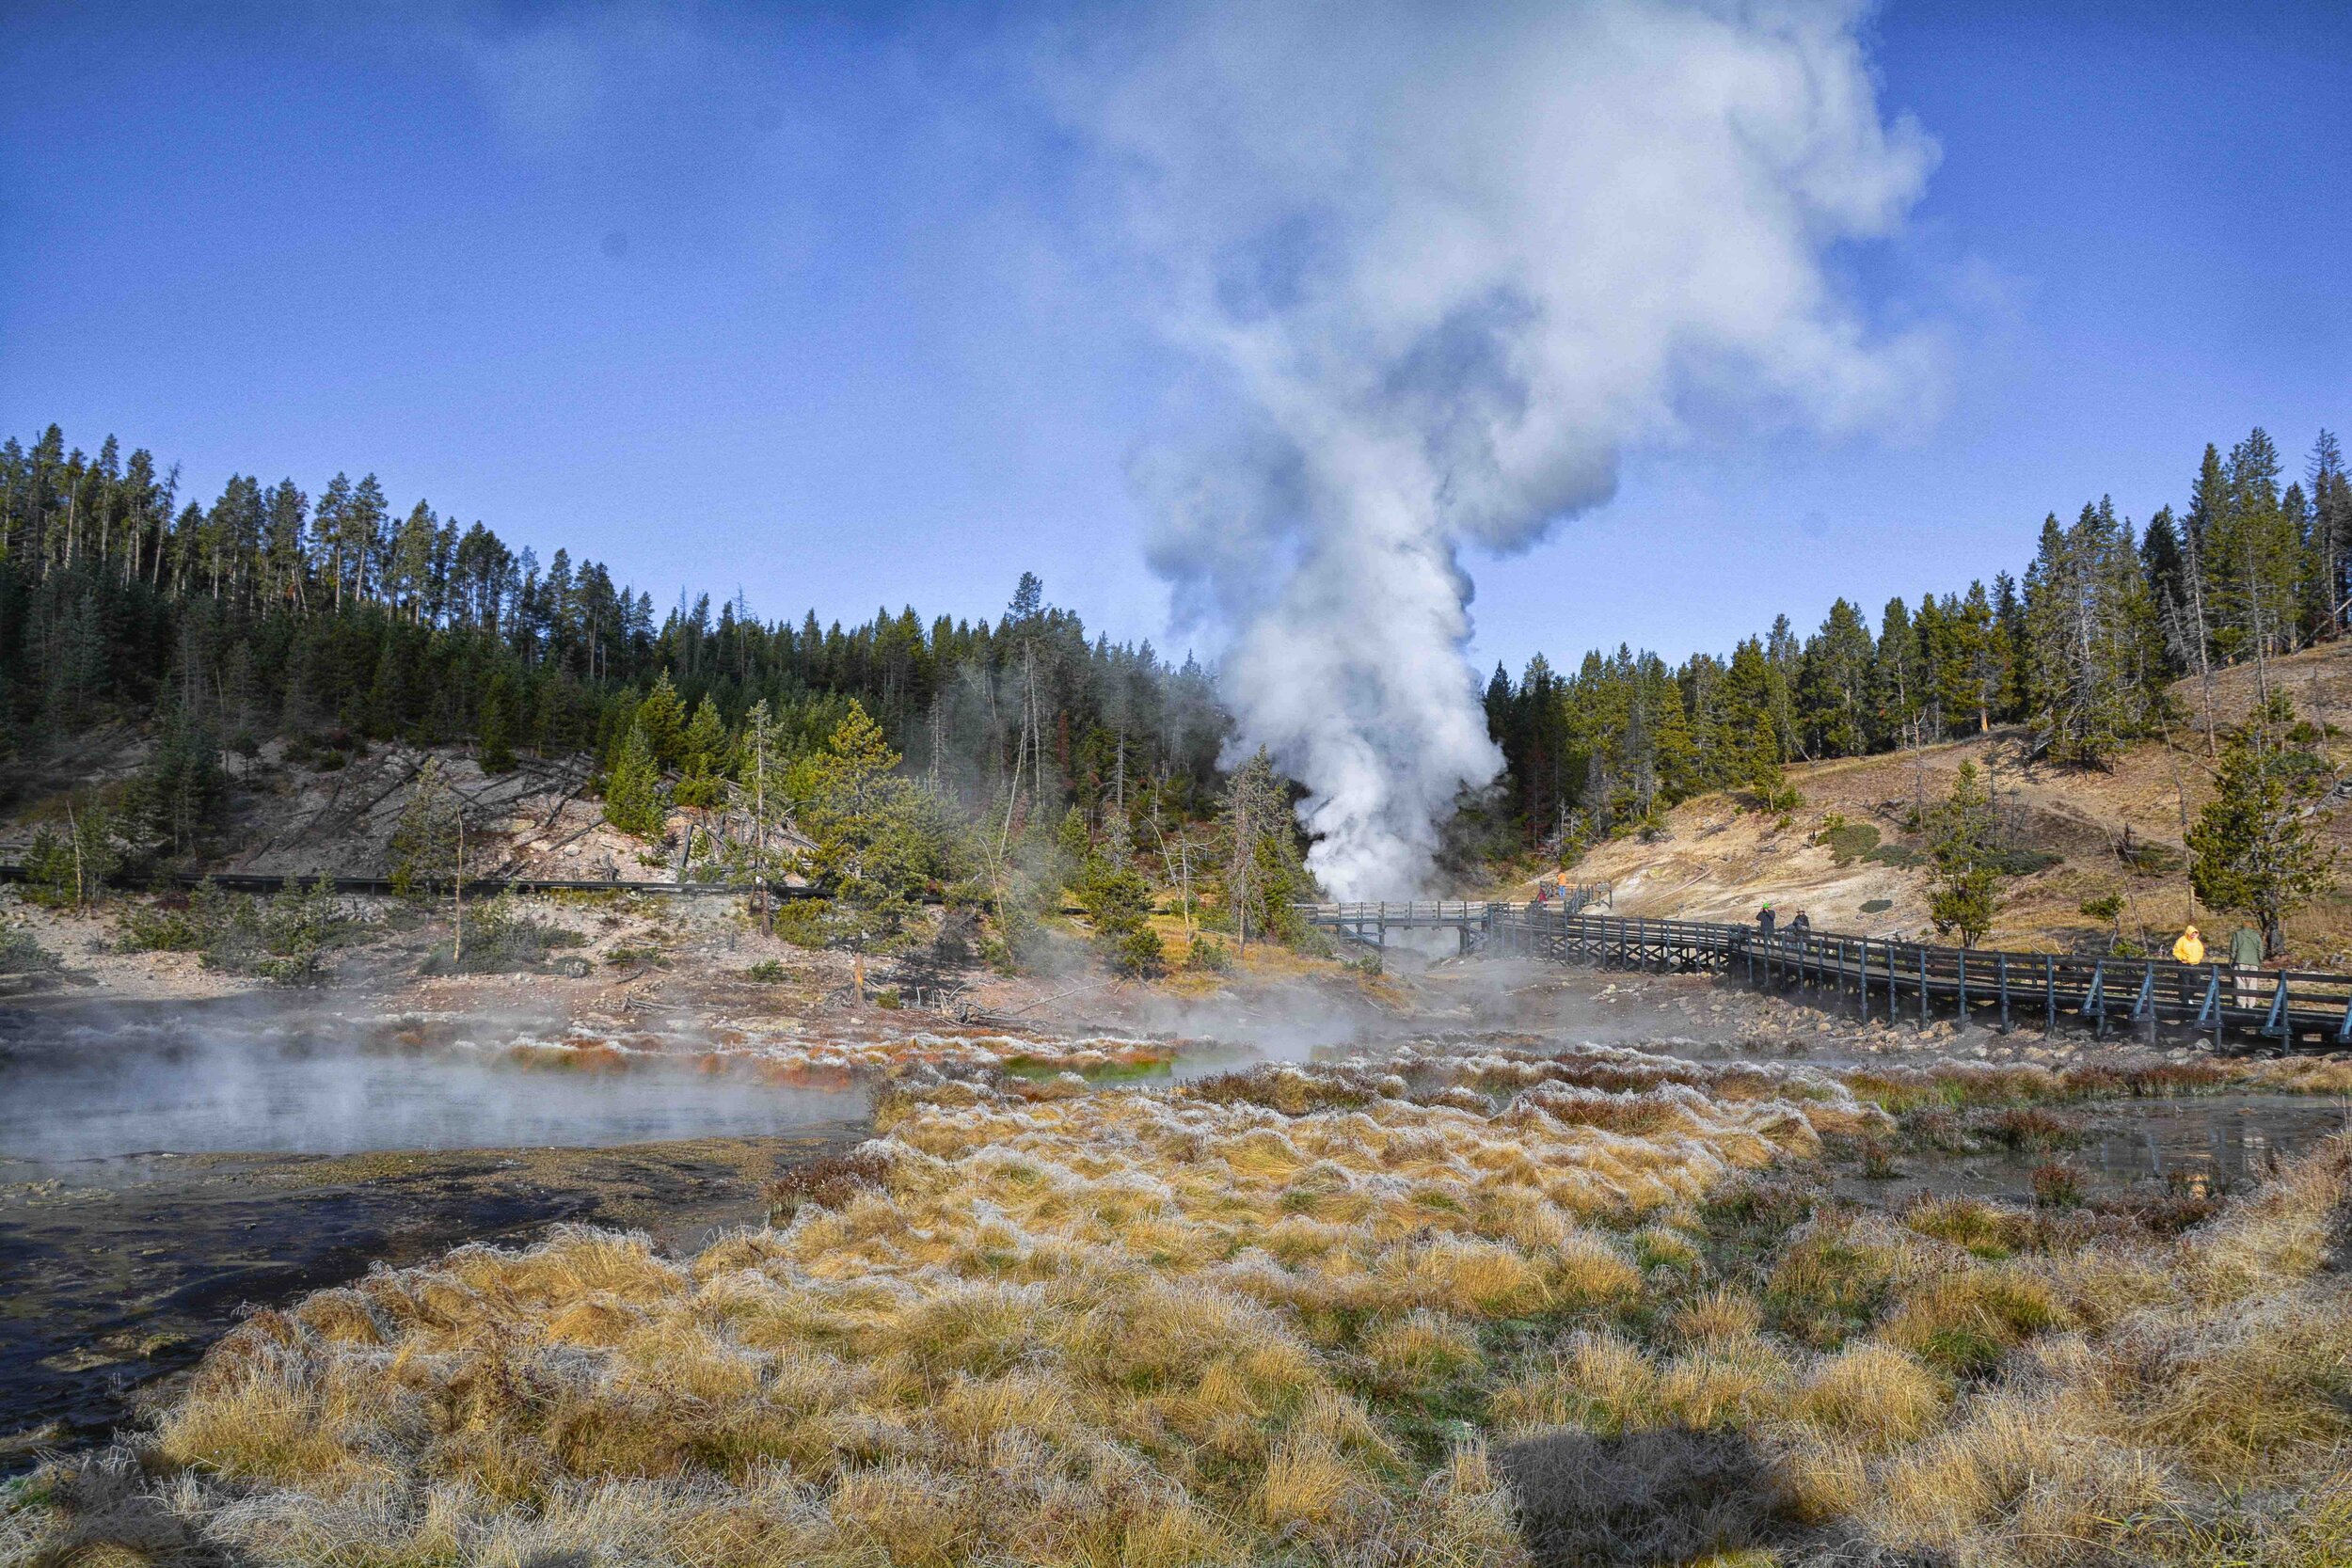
<box><xmin>3</xmin><ymin>1</ymin><xmax>2345</xmax><ymax>674</ymax></box>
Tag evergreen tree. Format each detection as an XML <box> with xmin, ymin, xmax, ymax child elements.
<box><xmin>1925</xmin><ymin>762</ymin><xmax>2001</xmax><ymax>947</ymax></box>
<box><xmin>1073</xmin><ymin>848</ymin><xmax>1164</xmax><ymax>976</ymax></box>
<box><xmin>389</xmin><ymin>756</ymin><xmax>462</xmax><ymax>897</ymax></box>
<box><xmin>477</xmin><ymin>671</ymin><xmax>516</xmax><ymax>773</ymax></box>
<box><xmin>2020</xmin><ymin>499</ymin><xmax>2163</xmax><ymax>766</ymax></box>
<box><xmin>1223</xmin><ymin>747</ymin><xmax>1317</xmax><ymax>944</ymax></box>
<box><xmin>135</xmin><ymin>705</ymin><xmax>225</xmax><ymax>857</ymax></box>
<box><xmin>1794</xmin><ymin>598</ymin><xmax>1875</xmax><ymax>758</ymax></box>
<box><xmin>673</xmin><ymin>694</ymin><xmax>728</xmax><ymax>808</ymax></box>
<box><xmin>602</xmin><ymin>720</ymin><xmax>667</xmax><ymax>839</ymax></box>
<box><xmin>787</xmin><ymin>704</ymin><xmax>938</xmax><ymax>1000</ymax></box>
<box><xmin>2310</xmin><ymin>431</ymin><xmax>2349</xmax><ymax>637</ymax></box>
<box><xmin>635</xmin><ymin>670</ymin><xmax>687</xmax><ymax>768</ymax></box>
<box><xmin>2207</xmin><ymin>428</ymin><xmax>2300</xmax><ymax>666</ymax></box>
<box><xmin>2187</xmin><ymin>690</ymin><xmax>2333</xmax><ymax>957</ymax></box>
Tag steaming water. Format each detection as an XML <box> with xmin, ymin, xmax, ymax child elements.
<box><xmin>0</xmin><ymin>1007</ymin><xmax>866</xmax><ymax>1164</ymax></box>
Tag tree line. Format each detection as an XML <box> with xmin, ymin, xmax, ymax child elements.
<box><xmin>0</xmin><ymin>425</ymin><xmax>1233</xmax><ymax>846</ymax></box>
<box><xmin>1486</xmin><ymin>427</ymin><xmax>2350</xmax><ymax>853</ymax></box>
<box><xmin>1</xmin><ymin>421</ymin><xmax>1324</xmax><ymax>979</ymax></box>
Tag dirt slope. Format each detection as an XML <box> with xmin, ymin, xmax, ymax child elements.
<box><xmin>1545</xmin><ymin>641</ymin><xmax>2352</xmax><ymax>965</ymax></box>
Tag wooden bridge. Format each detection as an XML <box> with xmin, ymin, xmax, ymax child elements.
<box><xmin>1302</xmin><ymin>884</ymin><xmax>1612</xmax><ymax>954</ymax></box>
<box><xmin>1300</xmin><ymin>895</ymin><xmax>2352</xmax><ymax>1052</ymax></box>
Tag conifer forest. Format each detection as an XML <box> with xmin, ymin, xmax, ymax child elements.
<box><xmin>5</xmin><ymin>420</ymin><xmax>2343</xmax><ymax>880</ymax></box>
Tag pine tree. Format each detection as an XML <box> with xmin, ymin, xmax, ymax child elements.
<box><xmin>2311</xmin><ymin>431</ymin><xmax>2349</xmax><ymax>637</ymax></box>
<box><xmin>2207</xmin><ymin>429</ymin><xmax>2299</xmax><ymax>672</ymax></box>
<box><xmin>674</xmin><ymin>694</ymin><xmax>728</xmax><ymax>808</ymax></box>
<box><xmin>477</xmin><ymin>671</ymin><xmax>516</xmax><ymax>774</ymax></box>
<box><xmin>635</xmin><ymin>670</ymin><xmax>687</xmax><ymax>768</ymax></box>
<box><xmin>602</xmin><ymin>720</ymin><xmax>668</xmax><ymax>838</ymax></box>
<box><xmin>1073</xmin><ymin>847</ymin><xmax>1163</xmax><ymax>976</ymax></box>
<box><xmin>787</xmin><ymin>704</ymin><xmax>937</xmax><ymax>1000</ymax></box>
<box><xmin>1794</xmin><ymin>598</ymin><xmax>1875</xmax><ymax>758</ymax></box>
<box><xmin>2021</xmin><ymin>499</ymin><xmax>2162</xmax><ymax>766</ymax></box>
<box><xmin>1925</xmin><ymin>761</ymin><xmax>2001</xmax><ymax>946</ymax></box>
<box><xmin>2187</xmin><ymin>690</ymin><xmax>2333</xmax><ymax>957</ymax></box>
<box><xmin>389</xmin><ymin>756</ymin><xmax>462</xmax><ymax>897</ymax></box>
<box><xmin>734</xmin><ymin>698</ymin><xmax>792</xmax><ymax>928</ymax></box>
<box><xmin>1222</xmin><ymin>748</ymin><xmax>1279</xmax><ymax>949</ymax></box>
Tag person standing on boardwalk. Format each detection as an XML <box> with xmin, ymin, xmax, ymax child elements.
<box><xmin>1756</xmin><ymin>903</ymin><xmax>1776</xmax><ymax>938</ymax></box>
<box><xmin>2171</xmin><ymin>925</ymin><xmax>2203</xmax><ymax>965</ymax></box>
<box><xmin>2230</xmin><ymin>925</ymin><xmax>2265</xmax><ymax>1006</ymax></box>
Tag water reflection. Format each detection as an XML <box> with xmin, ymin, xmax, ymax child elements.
<box><xmin>2085</xmin><ymin>1095</ymin><xmax>2345</xmax><ymax>1189</ymax></box>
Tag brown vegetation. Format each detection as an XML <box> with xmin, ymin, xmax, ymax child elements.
<box><xmin>7</xmin><ymin>1049</ymin><xmax>2349</xmax><ymax>1567</ymax></box>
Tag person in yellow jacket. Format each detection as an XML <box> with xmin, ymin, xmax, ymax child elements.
<box><xmin>2171</xmin><ymin>924</ymin><xmax>2204</xmax><ymax>965</ymax></box>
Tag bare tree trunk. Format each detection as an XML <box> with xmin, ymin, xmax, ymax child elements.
<box><xmin>453</xmin><ymin>812</ymin><xmax>464</xmax><ymax>963</ymax></box>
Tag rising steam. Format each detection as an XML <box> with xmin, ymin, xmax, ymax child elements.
<box><xmin>1068</xmin><ymin>0</ymin><xmax>1940</xmax><ymax>897</ymax></box>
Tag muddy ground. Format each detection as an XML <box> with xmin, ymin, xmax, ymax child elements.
<box><xmin>0</xmin><ymin>1129</ymin><xmax>864</xmax><ymax>1464</ymax></box>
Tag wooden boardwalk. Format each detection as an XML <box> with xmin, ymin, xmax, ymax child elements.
<box><xmin>1299</xmin><ymin>896</ymin><xmax>2352</xmax><ymax>1052</ymax></box>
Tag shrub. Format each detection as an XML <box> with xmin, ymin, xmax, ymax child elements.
<box><xmin>1187</xmin><ymin>933</ymin><xmax>1233</xmax><ymax>973</ymax></box>
<box><xmin>421</xmin><ymin>895</ymin><xmax>586</xmax><ymax>974</ymax></box>
<box><xmin>771</xmin><ymin>897</ymin><xmax>829</xmax><ymax>949</ymax></box>
<box><xmin>118</xmin><ymin>878</ymin><xmax>350</xmax><ymax>983</ymax></box>
<box><xmin>745</xmin><ymin>958</ymin><xmax>788</xmax><ymax>983</ymax></box>
<box><xmin>2030</xmin><ymin>1163</ymin><xmax>2084</xmax><ymax>1209</ymax></box>
<box><xmin>114</xmin><ymin>900</ymin><xmax>209</xmax><ymax>953</ymax></box>
<box><xmin>1991</xmin><ymin>847</ymin><xmax>2061</xmax><ymax>876</ymax></box>
<box><xmin>1980</xmin><ymin>1107</ymin><xmax>2084</xmax><ymax>1153</ymax></box>
<box><xmin>763</xmin><ymin>1147</ymin><xmax>894</xmax><ymax>1223</ymax></box>
<box><xmin>1819</xmin><ymin>819</ymin><xmax>1883</xmax><ymax>865</ymax></box>
<box><xmin>0</xmin><ymin>914</ymin><xmax>59</xmax><ymax>976</ymax></box>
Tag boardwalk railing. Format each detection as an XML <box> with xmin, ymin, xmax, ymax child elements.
<box><xmin>1294</xmin><ymin>895</ymin><xmax>2348</xmax><ymax>1051</ymax></box>
<box><xmin>1299</xmin><ymin>884</ymin><xmax>1610</xmax><ymax>950</ymax></box>
<box><xmin>1481</xmin><ymin>904</ymin><xmax>2351</xmax><ymax>1051</ymax></box>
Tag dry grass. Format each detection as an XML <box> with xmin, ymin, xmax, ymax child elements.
<box><xmin>10</xmin><ymin>1049</ymin><xmax>2349</xmax><ymax>1568</ymax></box>
<box><xmin>9</xmin><ymin>1048</ymin><xmax>1845</xmax><ymax>1567</ymax></box>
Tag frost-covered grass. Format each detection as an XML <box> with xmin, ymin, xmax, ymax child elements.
<box><xmin>9</xmin><ymin>1046</ymin><xmax>2349</xmax><ymax>1567</ymax></box>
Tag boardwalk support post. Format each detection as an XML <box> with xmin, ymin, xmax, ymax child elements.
<box><xmin>1997</xmin><ymin>953</ymin><xmax>2010</xmax><ymax>1034</ymax></box>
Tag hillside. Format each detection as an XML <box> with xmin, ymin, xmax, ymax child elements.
<box><xmin>1547</xmin><ymin>641</ymin><xmax>2352</xmax><ymax>965</ymax></box>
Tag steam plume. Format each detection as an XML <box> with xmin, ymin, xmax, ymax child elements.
<box><xmin>1070</xmin><ymin>0</ymin><xmax>1939</xmax><ymax>897</ymax></box>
